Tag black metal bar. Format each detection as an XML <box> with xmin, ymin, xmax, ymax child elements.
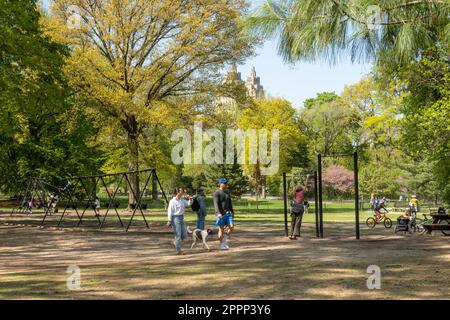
<box><xmin>75</xmin><ymin>168</ymin><xmax>154</xmax><ymax>180</ymax></box>
<box><xmin>283</xmin><ymin>172</ymin><xmax>288</xmax><ymax>237</ymax></box>
<box><xmin>58</xmin><ymin>181</ymin><xmax>80</xmax><ymax>227</ymax></box>
<box><xmin>154</xmin><ymin>170</ymin><xmax>169</xmax><ymax>205</ymax></box>
<box><xmin>39</xmin><ymin>178</ymin><xmax>54</xmax><ymax>226</ymax></box>
<box><xmin>11</xmin><ymin>178</ymin><xmax>32</xmax><ymax>216</ymax></box>
<box><xmin>321</xmin><ymin>153</ymin><xmax>354</xmax><ymax>158</ymax></box>
<box><xmin>314</xmin><ymin>170</ymin><xmax>319</xmax><ymax>238</ymax></box>
<box><xmin>76</xmin><ymin>177</ymin><xmax>101</xmax><ymax>227</ymax></box>
<box><xmin>99</xmin><ymin>174</ymin><xmax>125</xmax><ymax>229</ymax></box>
<box><xmin>354</xmin><ymin>151</ymin><xmax>360</xmax><ymax>240</ymax></box>
<box><xmin>318</xmin><ymin>154</ymin><xmax>324</xmax><ymax>238</ymax></box>
<box><xmin>125</xmin><ymin>171</ymin><xmax>152</xmax><ymax>232</ymax></box>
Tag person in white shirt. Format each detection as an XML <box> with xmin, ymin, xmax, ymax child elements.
<box><xmin>167</xmin><ymin>188</ymin><xmax>192</xmax><ymax>255</ymax></box>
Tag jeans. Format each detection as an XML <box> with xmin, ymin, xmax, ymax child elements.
<box><xmin>290</xmin><ymin>213</ymin><xmax>303</xmax><ymax>237</ymax></box>
<box><xmin>196</xmin><ymin>213</ymin><xmax>205</xmax><ymax>230</ymax></box>
<box><xmin>172</xmin><ymin>215</ymin><xmax>187</xmax><ymax>252</ymax></box>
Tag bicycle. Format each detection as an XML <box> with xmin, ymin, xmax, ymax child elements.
<box><xmin>414</xmin><ymin>213</ymin><xmax>433</xmax><ymax>233</ymax></box>
<box><xmin>366</xmin><ymin>210</ymin><xmax>392</xmax><ymax>229</ymax></box>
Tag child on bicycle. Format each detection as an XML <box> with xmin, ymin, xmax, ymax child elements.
<box><xmin>374</xmin><ymin>198</ymin><xmax>387</xmax><ymax>221</ymax></box>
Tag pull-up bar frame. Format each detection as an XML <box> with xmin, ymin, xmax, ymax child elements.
<box><xmin>317</xmin><ymin>151</ymin><xmax>360</xmax><ymax>239</ymax></box>
<box><xmin>283</xmin><ymin>170</ymin><xmax>320</xmax><ymax>238</ymax></box>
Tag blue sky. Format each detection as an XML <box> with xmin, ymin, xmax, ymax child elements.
<box><xmin>42</xmin><ymin>0</ymin><xmax>372</xmax><ymax>107</ymax></box>
<box><xmin>242</xmin><ymin>0</ymin><xmax>372</xmax><ymax>107</ymax></box>
<box><xmin>240</xmin><ymin>40</ymin><xmax>372</xmax><ymax>107</ymax></box>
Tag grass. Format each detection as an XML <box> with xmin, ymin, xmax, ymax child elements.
<box><xmin>1</xmin><ymin>199</ymin><xmax>409</xmax><ymax>225</ymax></box>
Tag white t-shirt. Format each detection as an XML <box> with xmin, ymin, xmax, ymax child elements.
<box><xmin>167</xmin><ymin>197</ymin><xmax>192</xmax><ymax>221</ymax></box>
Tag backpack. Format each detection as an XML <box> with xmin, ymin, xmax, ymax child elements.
<box><xmin>191</xmin><ymin>197</ymin><xmax>200</xmax><ymax>212</ymax></box>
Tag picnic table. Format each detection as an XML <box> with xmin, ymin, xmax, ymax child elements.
<box><xmin>422</xmin><ymin>214</ymin><xmax>450</xmax><ymax>236</ymax></box>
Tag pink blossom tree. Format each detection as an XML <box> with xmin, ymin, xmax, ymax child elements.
<box><xmin>322</xmin><ymin>165</ymin><xmax>354</xmax><ymax>198</ymax></box>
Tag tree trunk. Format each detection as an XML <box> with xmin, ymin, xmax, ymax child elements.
<box><xmin>124</xmin><ymin>115</ymin><xmax>140</xmax><ymax>208</ymax></box>
<box><xmin>151</xmin><ymin>174</ymin><xmax>158</xmax><ymax>201</ymax></box>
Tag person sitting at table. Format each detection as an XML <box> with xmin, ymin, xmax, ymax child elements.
<box><xmin>398</xmin><ymin>208</ymin><xmax>414</xmax><ymax>233</ymax></box>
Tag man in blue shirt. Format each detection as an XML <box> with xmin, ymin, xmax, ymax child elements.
<box><xmin>213</xmin><ymin>178</ymin><xmax>234</xmax><ymax>250</ymax></box>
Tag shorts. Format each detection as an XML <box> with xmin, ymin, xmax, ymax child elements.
<box><xmin>215</xmin><ymin>212</ymin><xmax>233</xmax><ymax>227</ymax></box>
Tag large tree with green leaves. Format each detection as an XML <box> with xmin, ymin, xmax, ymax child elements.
<box><xmin>0</xmin><ymin>0</ymin><xmax>101</xmax><ymax>194</ymax></box>
<box><xmin>43</xmin><ymin>0</ymin><xmax>255</xmax><ymax>205</ymax></box>
<box><xmin>394</xmin><ymin>44</ymin><xmax>450</xmax><ymax>203</ymax></box>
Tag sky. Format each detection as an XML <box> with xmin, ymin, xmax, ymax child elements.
<box><xmin>42</xmin><ymin>0</ymin><xmax>373</xmax><ymax>108</ymax></box>
<box><xmin>241</xmin><ymin>0</ymin><xmax>373</xmax><ymax>108</ymax></box>
<box><xmin>240</xmin><ymin>40</ymin><xmax>372</xmax><ymax>108</ymax></box>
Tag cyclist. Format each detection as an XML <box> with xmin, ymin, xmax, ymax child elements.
<box><xmin>374</xmin><ymin>197</ymin><xmax>388</xmax><ymax>221</ymax></box>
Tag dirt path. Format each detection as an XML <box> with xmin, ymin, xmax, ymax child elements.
<box><xmin>0</xmin><ymin>220</ymin><xmax>449</xmax><ymax>299</ymax></box>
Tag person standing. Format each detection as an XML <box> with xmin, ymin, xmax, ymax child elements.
<box><xmin>195</xmin><ymin>188</ymin><xmax>207</xmax><ymax>230</ymax></box>
<box><xmin>409</xmin><ymin>195</ymin><xmax>419</xmax><ymax>213</ymax></box>
<box><xmin>213</xmin><ymin>178</ymin><xmax>234</xmax><ymax>250</ymax></box>
<box><xmin>290</xmin><ymin>182</ymin><xmax>307</xmax><ymax>240</ymax></box>
<box><xmin>94</xmin><ymin>196</ymin><xmax>101</xmax><ymax>217</ymax></box>
<box><xmin>167</xmin><ymin>188</ymin><xmax>192</xmax><ymax>255</ymax></box>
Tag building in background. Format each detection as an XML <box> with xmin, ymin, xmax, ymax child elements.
<box><xmin>215</xmin><ymin>63</ymin><xmax>265</xmax><ymax>109</ymax></box>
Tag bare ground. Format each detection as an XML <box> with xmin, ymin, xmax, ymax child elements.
<box><xmin>0</xmin><ymin>214</ymin><xmax>449</xmax><ymax>300</ymax></box>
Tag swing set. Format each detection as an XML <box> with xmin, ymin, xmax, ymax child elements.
<box><xmin>11</xmin><ymin>169</ymin><xmax>168</xmax><ymax>232</ymax></box>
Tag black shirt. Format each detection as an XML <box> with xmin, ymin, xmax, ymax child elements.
<box><xmin>213</xmin><ymin>189</ymin><xmax>234</xmax><ymax>215</ymax></box>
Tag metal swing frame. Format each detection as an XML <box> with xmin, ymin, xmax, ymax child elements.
<box><xmin>14</xmin><ymin>169</ymin><xmax>169</xmax><ymax>232</ymax></box>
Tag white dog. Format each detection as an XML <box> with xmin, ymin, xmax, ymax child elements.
<box><xmin>187</xmin><ymin>226</ymin><xmax>213</xmax><ymax>251</ymax></box>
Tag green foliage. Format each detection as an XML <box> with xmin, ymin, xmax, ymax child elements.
<box><xmin>303</xmin><ymin>92</ymin><xmax>338</xmax><ymax>109</ymax></box>
<box><xmin>205</xmin><ymin>161</ymin><xmax>249</xmax><ymax>198</ymax></box>
<box><xmin>0</xmin><ymin>0</ymin><xmax>101</xmax><ymax>194</ymax></box>
<box><xmin>245</xmin><ymin>0</ymin><xmax>450</xmax><ymax>66</ymax></box>
<box><xmin>300</xmin><ymin>95</ymin><xmax>358</xmax><ymax>156</ymax></box>
<box><xmin>395</xmin><ymin>44</ymin><xmax>450</xmax><ymax>203</ymax></box>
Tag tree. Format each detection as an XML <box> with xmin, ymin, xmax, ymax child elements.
<box><xmin>44</xmin><ymin>0</ymin><xmax>255</xmax><ymax>205</ymax></box>
<box><xmin>245</xmin><ymin>0</ymin><xmax>450</xmax><ymax>66</ymax></box>
<box><xmin>303</xmin><ymin>92</ymin><xmax>337</xmax><ymax>109</ymax></box>
<box><xmin>299</xmin><ymin>94</ymin><xmax>358</xmax><ymax>156</ymax></box>
<box><xmin>205</xmin><ymin>159</ymin><xmax>249</xmax><ymax>198</ymax></box>
<box><xmin>394</xmin><ymin>44</ymin><xmax>450</xmax><ymax>203</ymax></box>
<box><xmin>239</xmin><ymin>98</ymin><xmax>308</xmax><ymax>198</ymax></box>
<box><xmin>0</xmin><ymin>0</ymin><xmax>101</xmax><ymax>194</ymax></box>
<box><xmin>322</xmin><ymin>164</ymin><xmax>354</xmax><ymax>199</ymax></box>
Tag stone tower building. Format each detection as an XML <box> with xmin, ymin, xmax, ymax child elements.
<box><xmin>215</xmin><ymin>64</ymin><xmax>265</xmax><ymax>108</ymax></box>
<box><xmin>245</xmin><ymin>66</ymin><xmax>265</xmax><ymax>99</ymax></box>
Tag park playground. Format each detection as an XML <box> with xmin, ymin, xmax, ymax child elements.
<box><xmin>1</xmin><ymin>0</ymin><xmax>450</xmax><ymax>301</ymax></box>
<box><xmin>0</xmin><ymin>193</ymin><xmax>448</xmax><ymax>300</ymax></box>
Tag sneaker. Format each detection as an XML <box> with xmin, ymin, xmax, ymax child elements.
<box><xmin>176</xmin><ymin>250</ymin><xmax>184</xmax><ymax>255</ymax></box>
<box><xmin>223</xmin><ymin>234</ymin><xmax>230</xmax><ymax>249</ymax></box>
<box><xmin>219</xmin><ymin>241</ymin><xmax>228</xmax><ymax>250</ymax></box>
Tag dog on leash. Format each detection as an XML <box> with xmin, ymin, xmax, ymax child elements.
<box><xmin>187</xmin><ymin>226</ymin><xmax>213</xmax><ymax>251</ymax></box>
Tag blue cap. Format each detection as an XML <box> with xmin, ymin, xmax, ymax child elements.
<box><xmin>218</xmin><ymin>178</ymin><xmax>228</xmax><ymax>184</ymax></box>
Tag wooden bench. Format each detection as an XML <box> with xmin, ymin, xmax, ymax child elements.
<box><xmin>422</xmin><ymin>224</ymin><xmax>450</xmax><ymax>234</ymax></box>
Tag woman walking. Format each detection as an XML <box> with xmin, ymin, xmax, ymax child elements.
<box><xmin>167</xmin><ymin>188</ymin><xmax>192</xmax><ymax>255</ymax></box>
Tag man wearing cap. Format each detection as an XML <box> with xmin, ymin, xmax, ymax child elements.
<box><xmin>213</xmin><ymin>178</ymin><xmax>234</xmax><ymax>250</ymax></box>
